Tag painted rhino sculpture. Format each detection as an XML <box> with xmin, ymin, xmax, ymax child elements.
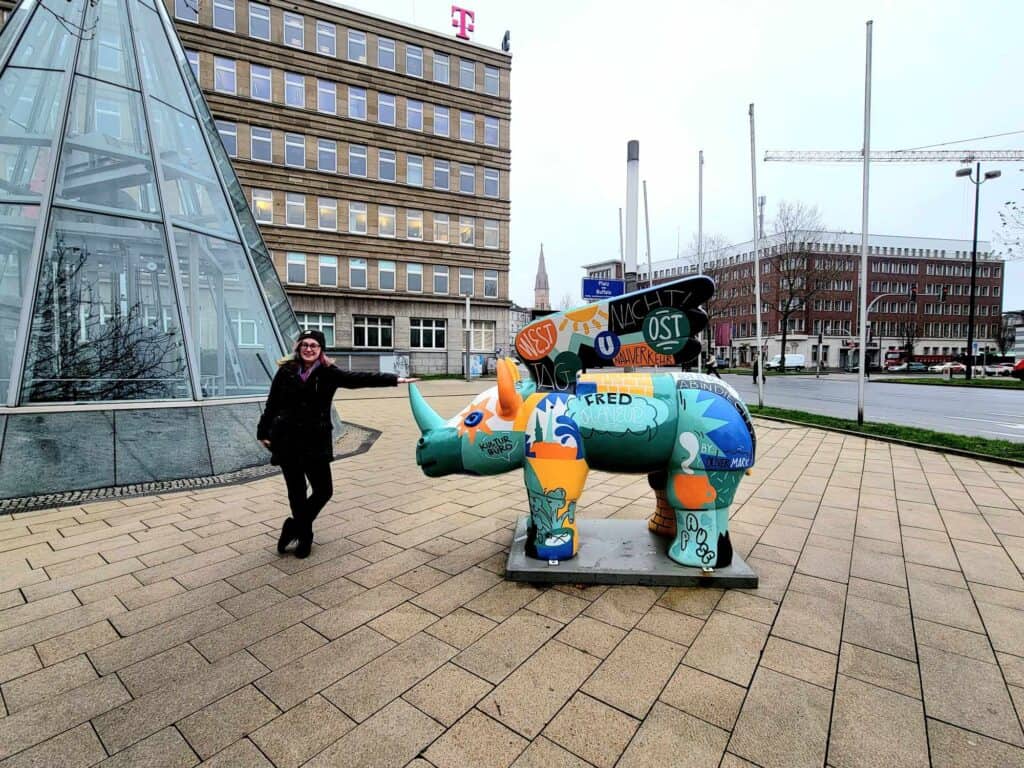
<box><xmin>410</xmin><ymin>360</ymin><xmax>756</xmax><ymax>568</ymax></box>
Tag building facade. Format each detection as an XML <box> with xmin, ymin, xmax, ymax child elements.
<box><xmin>587</xmin><ymin>233</ymin><xmax>1004</xmax><ymax>370</ymax></box>
<box><xmin>141</xmin><ymin>0</ymin><xmax>512</xmax><ymax>375</ymax></box>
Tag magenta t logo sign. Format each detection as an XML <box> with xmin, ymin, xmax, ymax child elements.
<box><xmin>451</xmin><ymin>6</ymin><xmax>475</xmax><ymax>40</ymax></box>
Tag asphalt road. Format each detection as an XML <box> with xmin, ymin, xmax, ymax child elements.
<box><xmin>717</xmin><ymin>373</ymin><xmax>1024</xmax><ymax>442</ymax></box>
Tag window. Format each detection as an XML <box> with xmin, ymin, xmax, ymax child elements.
<box><xmin>349</xmin><ymin>144</ymin><xmax>367</xmax><ymax>177</ymax></box>
<box><xmin>348</xmin><ymin>87</ymin><xmax>366</xmax><ymax>119</ymax></box>
<box><xmin>252</xmin><ymin>189</ymin><xmax>273</xmax><ymax>224</ymax></box>
<box><xmin>378</xmin><ymin>149</ymin><xmax>396</xmax><ymax>182</ymax></box>
<box><xmin>433</xmin><ymin>265</ymin><xmax>449</xmax><ymax>294</ymax></box>
<box><xmin>407</xmin><ymin>263</ymin><xmax>423</xmax><ymax>292</ymax></box>
<box><xmin>285</xmin><ymin>72</ymin><xmax>305</xmax><ymax>108</ymax></box>
<box><xmin>348</xmin><ymin>202</ymin><xmax>367</xmax><ymax>234</ymax></box>
<box><xmin>433</xmin><ymin>52</ymin><xmax>449</xmax><ymax>84</ymax></box>
<box><xmin>484</xmin><ymin>116</ymin><xmax>499</xmax><ymax>147</ymax></box>
<box><xmin>350</xmin><ymin>258</ymin><xmax>367</xmax><ymax>289</ymax></box>
<box><xmin>251</xmin><ymin>126</ymin><xmax>271</xmax><ymax>162</ymax></box>
<box><xmin>319</xmin><ymin>255</ymin><xmax>338</xmax><ymax>286</ymax></box>
<box><xmin>353</xmin><ymin>316</ymin><xmax>392</xmax><ymax>348</ymax></box>
<box><xmin>406</xmin><ymin>45</ymin><xmax>423</xmax><ymax>77</ymax></box>
<box><xmin>348</xmin><ymin>30</ymin><xmax>366</xmax><ymax>63</ymax></box>
<box><xmin>249</xmin><ymin>3</ymin><xmax>270</xmax><ymax>40</ymax></box>
<box><xmin>484</xmin><ymin>65</ymin><xmax>499</xmax><ymax>96</ymax></box>
<box><xmin>433</xmin><ymin>106</ymin><xmax>449</xmax><ymax>137</ymax></box>
<box><xmin>317</xmin><ymin>80</ymin><xmax>336</xmax><ymax>114</ymax></box>
<box><xmin>459</xmin><ymin>216</ymin><xmax>474</xmax><ymax>246</ymax></box>
<box><xmin>484</xmin><ymin>269</ymin><xmax>498</xmax><ymax>297</ymax></box>
<box><xmin>317</xmin><ymin>198</ymin><xmax>337</xmax><ymax>230</ymax></box>
<box><xmin>459</xmin><ymin>267</ymin><xmax>474</xmax><ymax>295</ymax></box>
<box><xmin>285</xmin><ymin>193</ymin><xmax>305</xmax><ymax>227</ymax></box>
<box><xmin>284</xmin><ymin>13</ymin><xmax>304</xmax><ymax>49</ymax></box>
<box><xmin>285</xmin><ymin>133</ymin><xmax>305</xmax><ymax>168</ymax></box>
<box><xmin>174</xmin><ymin>0</ymin><xmax>197</xmax><ymax>23</ymax></box>
<box><xmin>433</xmin><ymin>159</ymin><xmax>449</xmax><ymax>190</ymax></box>
<box><xmin>433</xmin><ymin>213</ymin><xmax>449</xmax><ymax>243</ymax></box>
<box><xmin>215</xmin><ymin>120</ymin><xmax>237</xmax><ymax>157</ymax></box>
<box><xmin>378</xmin><ymin>206</ymin><xmax>396</xmax><ymax>237</ymax></box>
<box><xmin>411</xmin><ymin>318</ymin><xmax>445</xmax><ymax>349</ymax></box>
<box><xmin>484</xmin><ymin>219</ymin><xmax>498</xmax><ymax>249</ymax></box>
<box><xmin>378</xmin><ymin>93</ymin><xmax>396</xmax><ymax>126</ymax></box>
<box><xmin>286</xmin><ymin>252</ymin><xmax>306</xmax><ymax>283</ymax></box>
<box><xmin>316</xmin><ymin>21</ymin><xmax>336</xmax><ymax>56</ymax></box>
<box><xmin>459</xmin><ymin>164</ymin><xmax>475</xmax><ymax>194</ymax></box>
<box><xmin>185</xmin><ymin>50</ymin><xmax>199</xmax><ymax>79</ymax></box>
<box><xmin>318</xmin><ymin>139</ymin><xmax>337</xmax><ymax>172</ymax></box>
<box><xmin>250</xmin><ymin>65</ymin><xmax>271</xmax><ymax>101</ymax></box>
<box><xmin>467</xmin><ymin>320</ymin><xmax>495</xmax><ymax>352</ymax></box>
<box><xmin>378</xmin><ymin>38</ymin><xmax>395</xmax><ymax>70</ymax></box>
<box><xmin>295</xmin><ymin>313</ymin><xmax>335</xmax><ymax>347</ymax></box>
<box><xmin>407</xmin><ymin>99</ymin><xmax>423</xmax><ymax>131</ymax></box>
<box><xmin>459</xmin><ymin>59</ymin><xmax>474</xmax><ymax>90</ymax></box>
<box><xmin>213</xmin><ymin>0</ymin><xmax>234</xmax><ymax>32</ymax></box>
<box><xmin>484</xmin><ymin>168</ymin><xmax>499</xmax><ymax>198</ymax></box>
<box><xmin>406</xmin><ymin>155</ymin><xmax>423</xmax><ymax>187</ymax></box>
<box><xmin>378</xmin><ymin>260</ymin><xmax>395</xmax><ymax>290</ymax></box>
<box><xmin>459</xmin><ymin>111</ymin><xmax>474</xmax><ymax>142</ymax></box>
<box><xmin>214</xmin><ymin>57</ymin><xmax>236</xmax><ymax>94</ymax></box>
<box><xmin>406</xmin><ymin>210</ymin><xmax>423</xmax><ymax>240</ymax></box>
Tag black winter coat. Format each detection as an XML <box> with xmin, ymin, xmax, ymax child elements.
<box><xmin>257</xmin><ymin>361</ymin><xmax>397</xmax><ymax>465</ymax></box>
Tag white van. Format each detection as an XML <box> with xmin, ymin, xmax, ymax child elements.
<box><xmin>765</xmin><ymin>354</ymin><xmax>806</xmax><ymax>371</ymax></box>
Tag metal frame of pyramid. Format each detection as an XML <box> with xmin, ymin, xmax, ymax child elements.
<box><xmin>0</xmin><ymin>0</ymin><xmax>302</xmax><ymax>498</ymax></box>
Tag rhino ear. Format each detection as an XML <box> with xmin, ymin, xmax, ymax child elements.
<box><xmin>496</xmin><ymin>358</ymin><xmax>523</xmax><ymax>419</ymax></box>
<box><xmin>504</xmin><ymin>358</ymin><xmax>521</xmax><ymax>383</ymax></box>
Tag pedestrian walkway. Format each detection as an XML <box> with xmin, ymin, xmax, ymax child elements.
<box><xmin>0</xmin><ymin>379</ymin><xmax>1022</xmax><ymax>767</ymax></box>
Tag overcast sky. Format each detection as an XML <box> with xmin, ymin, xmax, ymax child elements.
<box><xmin>334</xmin><ymin>0</ymin><xmax>1024</xmax><ymax>311</ymax></box>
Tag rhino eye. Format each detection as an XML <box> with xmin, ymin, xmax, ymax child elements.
<box><xmin>463</xmin><ymin>411</ymin><xmax>484</xmax><ymax>427</ymax></box>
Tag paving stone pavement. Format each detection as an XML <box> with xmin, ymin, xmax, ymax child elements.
<box><xmin>1</xmin><ymin>379</ymin><xmax>1023</xmax><ymax>767</ymax></box>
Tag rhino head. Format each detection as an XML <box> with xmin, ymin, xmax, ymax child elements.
<box><xmin>410</xmin><ymin>358</ymin><xmax>535</xmax><ymax>477</ymax></box>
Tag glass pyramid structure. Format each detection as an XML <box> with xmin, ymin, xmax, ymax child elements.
<box><xmin>0</xmin><ymin>0</ymin><xmax>301</xmax><ymax>498</ymax></box>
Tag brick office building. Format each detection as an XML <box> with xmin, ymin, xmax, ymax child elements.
<box><xmin>589</xmin><ymin>233</ymin><xmax>1004</xmax><ymax>370</ymax></box>
<box><xmin>0</xmin><ymin>0</ymin><xmax>514</xmax><ymax>373</ymax></box>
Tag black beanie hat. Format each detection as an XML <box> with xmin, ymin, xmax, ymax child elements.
<box><xmin>296</xmin><ymin>329</ymin><xmax>326</xmax><ymax>348</ymax></box>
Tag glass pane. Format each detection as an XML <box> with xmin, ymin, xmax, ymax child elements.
<box><xmin>173</xmin><ymin>228</ymin><xmax>280</xmax><ymax>397</ymax></box>
<box><xmin>0</xmin><ymin>0</ymin><xmax>34</xmax><ymax>65</ymax></box>
<box><xmin>133</xmin><ymin>3</ymin><xmax>192</xmax><ymax>114</ymax></box>
<box><xmin>77</xmin><ymin>0</ymin><xmax>139</xmax><ymax>89</ymax></box>
<box><xmin>0</xmin><ymin>204</ymin><xmax>41</xmax><ymax>394</ymax></box>
<box><xmin>0</xmin><ymin>68</ymin><xmax>64</xmax><ymax>200</ymax></box>
<box><xmin>21</xmin><ymin>208</ymin><xmax>190</xmax><ymax>403</ymax></box>
<box><xmin>149</xmin><ymin>99</ymin><xmax>236</xmax><ymax>239</ymax></box>
<box><xmin>54</xmin><ymin>76</ymin><xmax>159</xmax><ymax>214</ymax></box>
<box><xmin>11</xmin><ymin>0</ymin><xmax>86</xmax><ymax>70</ymax></box>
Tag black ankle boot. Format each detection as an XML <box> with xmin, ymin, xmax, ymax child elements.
<box><xmin>277</xmin><ymin>518</ymin><xmax>298</xmax><ymax>554</ymax></box>
<box><xmin>294</xmin><ymin>530</ymin><xmax>313</xmax><ymax>559</ymax></box>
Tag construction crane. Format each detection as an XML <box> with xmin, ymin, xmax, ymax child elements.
<box><xmin>765</xmin><ymin>149</ymin><xmax>1024</xmax><ymax>163</ymax></box>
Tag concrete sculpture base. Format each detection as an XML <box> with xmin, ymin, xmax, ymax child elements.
<box><xmin>505</xmin><ymin>516</ymin><xmax>759</xmax><ymax>588</ymax></box>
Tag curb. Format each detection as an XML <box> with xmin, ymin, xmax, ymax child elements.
<box><xmin>750</xmin><ymin>414</ymin><xmax>1024</xmax><ymax>469</ymax></box>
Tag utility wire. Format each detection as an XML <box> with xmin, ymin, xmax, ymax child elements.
<box><xmin>899</xmin><ymin>129</ymin><xmax>1024</xmax><ymax>151</ymax></box>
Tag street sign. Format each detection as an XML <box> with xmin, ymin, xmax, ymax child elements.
<box><xmin>582</xmin><ymin>278</ymin><xmax>626</xmax><ymax>300</ymax></box>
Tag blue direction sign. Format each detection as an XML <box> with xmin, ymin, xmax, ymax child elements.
<box><xmin>581</xmin><ymin>278</ymin><xmax>626</xmax><ymax>300</ymax></box>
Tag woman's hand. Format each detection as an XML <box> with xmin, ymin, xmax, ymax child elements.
<box><xmin>397</xmin><ymin>377</ymin><xmax>420</xmax><ymax>384</ymax></box>
<box><xmin>259</xmin><ymin>439</ymin><xmax>271</xmax><ymax>449</ymax></box>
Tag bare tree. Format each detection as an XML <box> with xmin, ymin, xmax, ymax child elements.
<box><xmin>764</xmin><ymin>201</ymin><xmax>841</xmax><ymax>370</ymax></box>
<box><xmin>899</xmin><ymin>319</ymin><xmax>921</xmax><ymax>362</ymax></box>
<box><xmin>997</xmin><ymin>181</ymin><xmax>1024</xmax><ymax>259</ymax></box>
<box><xmin>692</xmin><ymin>233</ymin><xmax>735</xmax><ymax>362</ymax></box>
<box><xmin>996</xmin><ymin>315</ymin><xmax>1017</xmax><ymax>356</ymax></box>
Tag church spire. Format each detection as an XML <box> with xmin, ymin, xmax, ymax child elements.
<box><xmin>534</xmin><ymin>243</ymin><xmax>550</xmax><ymax>310</ymax></box>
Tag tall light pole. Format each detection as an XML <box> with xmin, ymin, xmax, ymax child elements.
<box><xmin>955</xmin><ymin>163</ymin><xmax>1001</xmax><ymax>381</ymax></box>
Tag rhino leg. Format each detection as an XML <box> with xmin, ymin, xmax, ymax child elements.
<box><xmin>664</xmin><ymin>470</ymin><xmax>733</xmax><ymax>569</ymax></box>
<box><xmin>647</xmin><ymin>470</ymin><xmax>676</xmax><ymax>536</ymax></box>
<box><xmin>523</xmin><ymin>456</ymin><xmax>589</xmax><ymax>562</ymax></box>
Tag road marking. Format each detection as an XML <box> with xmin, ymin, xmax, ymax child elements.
<box><xmin>948</xmin><ymin>416</ymin><xmax>1024</xmax><ymax>429</ymax></box>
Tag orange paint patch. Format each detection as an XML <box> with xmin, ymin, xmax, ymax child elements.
<box><xmin>516</xmin><ymin>319</ymin><xmax>557</xmax><ymax>361</ymax></box>
<box><xmin>456</xmin><ymin>400</ymin><xmax>496</xmax><ymax>444</ymax></box>
<box><xmin>672</xmin><ymin>474</ymin><xmax>717</xmax><ymax>509</ymax></box>
<box><xmin>613</xmin><ymin>343</ymin><xmax>676</xmax><ymax>368</ymax></box>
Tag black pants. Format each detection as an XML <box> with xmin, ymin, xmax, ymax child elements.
<box><xmin>280</xmin><ymin>461</ymin><xmax>333</xmax><ymax>535</ymax></box>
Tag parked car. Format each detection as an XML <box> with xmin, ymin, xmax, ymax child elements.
<box><xmin>715</xmin><ymin>356</ymin><xmax>730</xmax><ymax>369</ymax></box>
<box><xmin>985</xmin><ymin>363</ymin><xmax>1014</xmax><ymax>376</ymax></box>
<box><xmin>765</xmin><ymin>354</ymin><xmax>806</xmax><ymax>371</ymax></box>
<box><xmin>1013</xmin><ymin>361</ymin><xmax>1024</xmax><ymax>381</ymax></box>
<box><xmin>907</xmin><ymin>362</ymin><xmax>928</xmax><ymax>372</ymax></box>
<box><xmin>845</xmin><ymin>363</ymin><xmax>882</xmax><ymax>373</ymax></box>
<box><xmin>928</xmin><ymin>362</ymin><xmax>966</xmax><ymax>373</ymax></box>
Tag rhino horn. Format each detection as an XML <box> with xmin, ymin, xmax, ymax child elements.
<box><xmin>409</xmin><ymin>384</ymin><xmax>445</xmax><ymax>434</ymax></box>
<box><xmin>496</xmin><ymin>358</ymin><xmax>523</xmax><ymax>419</ymax></box>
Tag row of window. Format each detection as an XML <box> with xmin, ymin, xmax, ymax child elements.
<box><xmin>285</xmin><ymin>256</ymin><xmax>500</xmax><ymax>297</ymax></box>
<box><xmin>295</xmin><ymin>313</ymin><xmax>497</xmax><ymax>351</ymax></box>
<box><xmin>192</xmin><ymin>53</ymin><xmax>502</xmax><ymax>147</ymax></box>
<box><xmin>253</xmin><ymin>192</ymin><xmax>501</xmax><ymax>249</ymax></box>
<box><xmin>178</xmin><ymin>0</ymin><xmax>502</xmax><ymax>95</ymax></box>
<box><xmin>921</xmin><ymin>303</ymin><xmax>999</xmax><ymax>316</ymax></box>
<box><xmin>213</xmin><ymin>122</ymin><xmax>502</xmax><ymax>197</ymax></box>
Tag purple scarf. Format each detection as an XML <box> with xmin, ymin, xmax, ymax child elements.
<box><xmin>298</xmin><ymin>359</ymin><xmax>320</xmax><ymax>382</ymax></box>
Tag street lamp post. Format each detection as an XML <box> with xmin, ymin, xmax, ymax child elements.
<box><xmin>955</xmin><ymin>163</ymin><xmax>1000</xmax><ymax>381</ymax></box>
